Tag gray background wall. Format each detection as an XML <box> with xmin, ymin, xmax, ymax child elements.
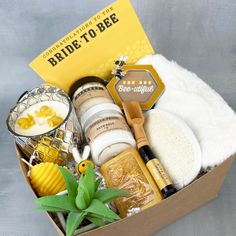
<box><xmin>0</xmin><ymin>0</ymin><xmax>235</xmax><ymax>235</ymax></box>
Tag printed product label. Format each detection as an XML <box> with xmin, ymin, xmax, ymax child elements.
<box><xmin>74</xmin><ymin>86</ymin><xmax>111</xmax><ymax>108</ymax></box>
<box><xmin>115</xmin><ymin>70</ymin><xmax>157</xmax><ymax>103</ymax></box>
<box><xmin>146</xmin><ymin>159</ymin><xmax>172</xmax><ymax>190</ymax></box>
<box><xmin>86</xmin><ymin>116</ymin><xmax>130</xmax><ymax>142</ymax></box>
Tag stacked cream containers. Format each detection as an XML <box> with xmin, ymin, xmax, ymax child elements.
<box><xmin>72</xmin><ymin>82</ymin><xmax>136</xmax><ymax>166</ymax></box>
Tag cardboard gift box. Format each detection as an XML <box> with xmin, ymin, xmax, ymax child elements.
<box><xmin>17</xmin><ymin>145</ymin><xmax>235</xmax><ymax>236</ymax></box>
<box><xmin>12</xmin><ymin>0</ymin><xmax>236</xmax><ymax>235</ymax></box>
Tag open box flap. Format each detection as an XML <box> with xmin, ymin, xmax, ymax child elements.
<box><xmin>29</xmin><ymin>0</ymin><xmax>154</xmax><ymax>92</ymax></box>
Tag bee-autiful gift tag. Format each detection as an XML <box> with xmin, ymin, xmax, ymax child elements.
<box><xmin>107</xmin><ymin>64</ymin><xmax>165</xmax><ymax>110</ymax></box>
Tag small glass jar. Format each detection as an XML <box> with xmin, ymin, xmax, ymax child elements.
<box><xmin>80</xmin><ymin>103</ymin><xmax>136</xmax><ymax>166</ymax></box>
<box><xmin>72</xmin><ymin>82</ymin><xmax>114</xmax><ymax>118</ymax></box>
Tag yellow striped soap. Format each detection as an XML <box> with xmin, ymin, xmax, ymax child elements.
<box><xmin>30</xmin><ymin>162</ymin><xmax>66</xmax><ymax>196</ymax></box>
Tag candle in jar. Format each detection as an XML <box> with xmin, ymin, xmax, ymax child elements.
<box><xmin>15</xmin><ymin>101</ymin><xmax>69</xmax><ymax>136</ymax></box>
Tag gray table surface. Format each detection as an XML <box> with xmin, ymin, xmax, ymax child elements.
<box><xmin>0</xmin><ymin>0</ymin><xmax>236</xmax><ymax>235</ymax></box>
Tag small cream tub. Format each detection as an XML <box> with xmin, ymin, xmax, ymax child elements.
<box><xmin>72</xmin><ymin>82</ymin><xmax>114</xmax><ymax>118</ymax></box>
<box><xmin>80</xmin><ymin>103</ymin><xmax>136</xmax><ymax>166</ymax></box>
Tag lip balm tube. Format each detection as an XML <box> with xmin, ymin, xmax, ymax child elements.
<box><xmin>139</xmin><ymin>145</ymin><xmax>177</xmax><ymax>198</ymax></box>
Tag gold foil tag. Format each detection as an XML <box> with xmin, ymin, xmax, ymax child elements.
<box><xmin>107</xmin><ymin>65</ymin><xmax>165</xmax><ymax>110</ymax></box>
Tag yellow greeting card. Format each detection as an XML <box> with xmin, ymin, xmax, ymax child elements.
<box><xmin>29</xmin><ymin>0</ymin><xmax>154</xmax><ymax>92</ymax></box>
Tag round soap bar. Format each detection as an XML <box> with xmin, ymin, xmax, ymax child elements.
<box><xmin>30</xmin><ymin>162</ymin><xmax>66</xmax><ymax>196</ymax></box>
<box><xmin>144</xmin><ymin>109</ymin><xmax>202</xmax><ymax>189</ymax></box>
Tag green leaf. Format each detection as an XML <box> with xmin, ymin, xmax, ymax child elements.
<box><xmin>36</xmin><ymin>195</ymin><xmax>78</xmax><ymax>212</ymax></box>
<box><xmin>95</xmin><ymin>178</ymin><xmax>102</xmax><ymax>192</ymax></box>
<box><xmin>86</xmin><ymin>213</ymin><xmax>105</xmax><ymax>227</ymax></box>
<box><xmin>58</xmin><ymin>166</ymin><xmax>78</xmax><ymax>201</ymax></box>
<box><xmin>83</xmin><ymin>164</ymin><xmax>95</xmax><ymax>199</ymax></box>
<box><xmin>79</xmin><ymin>172</ymin><xmax>84</xmax><ymax>182</ymax></box>
<box><xmin>75</xmin><ymin>181</ymin><xmax>90</xmax><ymax>210</ymax></box>
<box><xmin>86</xmin><ymin>212</ymin><xmax>116</xmax><ymax>226</ymax></box>
<box><xmin>85</xmin><ymin>199</ymin><xmax>120</xmax><ymax>220</ymax></box>
<box><xmin>94</xmin><ymin>188</ymin><xmax>128</xmax><ymax>204</ymax></box>
<box><xmin>104</xmin><ymin>217</ymin><xmax>116</xmax><ymax>223</ymax></box>
<box><xmin>36</xmin><ymin>205</ymin><xmax>68</xmax><ymax>213</ymax></box>
<box><xmin>66</xmin><ymin>212</ymin><xmax>87</xmax><ymax>236</ymax></box>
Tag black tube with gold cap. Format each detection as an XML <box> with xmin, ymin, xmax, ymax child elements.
<box><xmin>122</xmin><ymin>100</ymin><xmax>177</xmax><ymax>198</ymax></box>
<box><xmin>139</xmin><ymin>145</ymin><xmax>176</xmax><ymax>198</ymax></box>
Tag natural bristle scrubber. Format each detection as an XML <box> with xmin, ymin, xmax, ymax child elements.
<box><xmin>29</xmin><ymin>162</ymin><xmax>66</xmax><ymax>196</ymax></box>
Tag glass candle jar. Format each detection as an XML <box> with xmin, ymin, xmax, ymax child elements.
<box><xmin>7</xmin><ymin>84</ymin><xmax>83</xmax><ymax>165</ymax></box>
<box><xmin>80</xmin><ymin>103</ymin><xmax>136</xmax><ymax>166</ymax></box>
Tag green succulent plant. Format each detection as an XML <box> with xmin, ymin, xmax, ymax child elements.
<box><xmin>36</xmin><ymin>164</ymin><xmax>127</xmax><ymax>236</ymax></box>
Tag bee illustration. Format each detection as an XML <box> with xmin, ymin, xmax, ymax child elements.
<box><xmin>112</xmin><ymin>55</ymin><xmax>128</xmax><ymax>80</ymax></box>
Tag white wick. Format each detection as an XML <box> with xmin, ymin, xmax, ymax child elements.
<box><xmin>20</xmin><ymin>158</ymin><xmax>33</xmax><ymax>168</ymax></box>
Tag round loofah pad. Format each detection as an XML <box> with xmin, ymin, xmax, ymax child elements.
<box><xmin>144</xmin><ymin>109</ymin><xmax>202</xmax><ymax>189</ymax></box>
<box><xmin>30</xmin><ymin>162</ymin><xmax>66</xmax><ymax>196</ymax></box>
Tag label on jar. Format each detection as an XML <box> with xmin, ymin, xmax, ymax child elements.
<box><xmin>73</xmin><ymin>86</ymin><xmax>112</xmax><ymax>108</ymax></box>
<box><xmin>146</xmin><ymin>159</ymin><xmax>172</xmax><ymax>190</ymax></box>
<box><xmin>86</xmin><ymin>116</ymin><xmax>130</xmax><ymax>142</ymax></box>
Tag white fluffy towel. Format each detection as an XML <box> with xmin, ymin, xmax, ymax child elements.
<box><xmin>138</xmin><ymin>54</ymin><xmax>236</xmax><ymax>170</ymax></box>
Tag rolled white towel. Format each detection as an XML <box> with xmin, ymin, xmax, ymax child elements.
<box><xmin>138</xmin><ymin>54</ymin><xmax>236</xmax><ymax>170</ymax></box>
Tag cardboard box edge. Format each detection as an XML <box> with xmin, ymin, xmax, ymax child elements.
<box><xmin>15</xmin><ymin>143</ymin><xmax>235</xmax><ymax>236</ymax></box>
